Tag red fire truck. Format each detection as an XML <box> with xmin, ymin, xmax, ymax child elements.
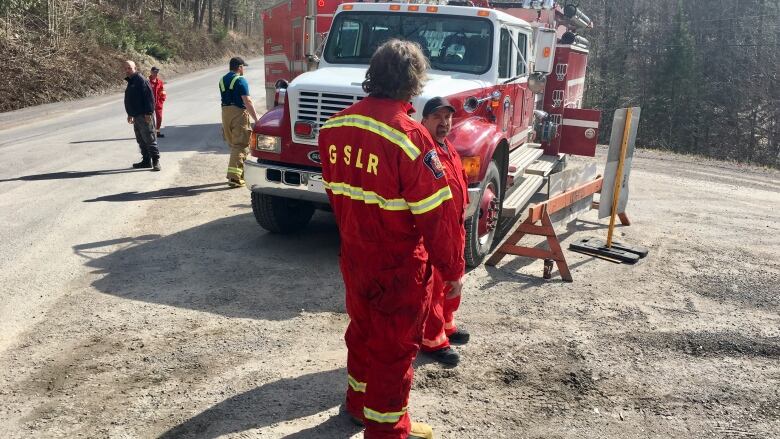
<box><xmin>249</xmin><ymin>0</ymin><xmax>600</xmax><ymax>267</ymax></box>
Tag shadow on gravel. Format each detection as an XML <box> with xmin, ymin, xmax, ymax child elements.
<box><xmin>158</xmin><ymin>368</ymin><xmax>361</xmax><ymax>438</ymax></box>
<box><xmin>83</xmin><ymin>182</ymin><xmax>232</xmax><ymax>202</ymax></box>
<box><xmin>76</xmin><ymin>212</ymin><xmax>343</xmax><ymax>321</ymax></box>
<box><xmin>69</xmin><ymin>137</ymin><xmax>135</xmax><ymax>144</ymax></box>
<box><xmin>479</xmin><ymin>218</ymin><xmax>605</xmax><ymax>288</ymax></box>
<box><xmin>153</xmin><ymin>123</ymin><xmax>227</xmax><ymax>154</ymax></box>
<box><xmin>73</xmin><ymin>234</ymin><xmax>163</xmax><ymax>262</ymax></box>
<box><xmin>283</xmin><ymin>412</ymin><xmax>363</xmax><ymax>439</ymax></box>
<box><xmin>0</xmin><ymin>168</ymin><xmax>146</xmax><ymax>183</ymax></box>
<box><xmin>65</xmin><ymin>123</ymin><xmax>227</xmax><ymax>155</ymax></box>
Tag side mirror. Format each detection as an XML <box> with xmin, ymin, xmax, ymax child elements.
<box><xmin>533</xmin><ymin>28</ymin><xmax>556</xmax><ymax>74</ymax></box>
<box><xmin>274</xmin><ymin>79</ymin><xmax>289</xmax><ymax>107</ymax></box>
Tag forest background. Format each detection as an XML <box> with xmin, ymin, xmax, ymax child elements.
<box><xmin>1</xmin><ymin>0</ymin><xmax>778</xmax><ymax>166</ymax></box>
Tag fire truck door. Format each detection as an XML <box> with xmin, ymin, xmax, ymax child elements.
<box><xmin>503</xmin><ymin>27</ymin><xmax>532</xmax><ymax>148</ymax></box>
<box><xmin>497</xmin><ymin>27</ymin><xmax>517</xmax><ymax>144</ymax></box>
<box><xmin>511</xmin><ymin>28</ymin><xmax>532</xmax><ymax>147</ymax></box>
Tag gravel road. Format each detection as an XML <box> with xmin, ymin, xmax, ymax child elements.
<box><xmin>0</xmin><ymin>61</ymin><xmax>778</xmax><ymax>438</ymax></box>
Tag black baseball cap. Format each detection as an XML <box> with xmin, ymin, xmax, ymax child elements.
<box><xmin>423</xmin><ymin>96</ymin><xmax>456</xmax><ymax>118</ymax></box>
<box><xmin>229</xmin><ymin>57</ymin><xmax>248</xmax><ymax>70</ymax></box>
<box><xmin>150</xmin><ymin>66</ymin><xmax>160</xmax><ymax>72</ymax></box>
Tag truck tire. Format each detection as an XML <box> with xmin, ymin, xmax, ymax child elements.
<box><xmin>251</xmin><ymin>192</ymin><xmax>315</xmax><ymax>234</ymax></box>
<box><xmin>464</xmin><ymin>161</ymin><xmax>502</xmax><ymax>267</ymax></box>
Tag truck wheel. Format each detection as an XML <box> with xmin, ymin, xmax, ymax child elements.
<box><xmin>464</xmin><ymin>161</ymin><xmax>502</xmax><ymax>267</ymax></box>
<box><xmin>251</xmin><ymin>192</ymin><xmax>315</xmax><ymax>234</ymax></box>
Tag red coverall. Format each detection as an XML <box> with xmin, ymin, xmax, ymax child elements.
<box><xmin>318</xmin><ymin>96</ymin><xmax>464</xmax><ymax>439</ymax></box>
<box><xmin>421</xmin><ymin>138</ymin><xmax>468</xmax><ymax>352</ymax></box>
<box><xmin>149</xmin><ymin>76</ymin><xmax>166</xmax><ymax>131</ymax></box>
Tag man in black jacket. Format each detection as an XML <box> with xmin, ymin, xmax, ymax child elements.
<box><xmin>123</xmin><ymin>60</ymin><xmax>160</xmax><ymax>171</ymax></box>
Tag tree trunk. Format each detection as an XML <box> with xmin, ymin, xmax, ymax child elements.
<box><xmin>207</xmin><ymin>0</ymin><xmax>213</xmax><ymax>33</ymax></box>
<box><xmin>198</xmin><ymin>0</ymin><xmax>206</xmax><ymax>27</ymax></box>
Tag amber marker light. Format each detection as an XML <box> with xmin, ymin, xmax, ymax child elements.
<box><xmin>477</xmin><ymin>10</ymin><xmax>490</xmax><ymax>16</ymax></box>
<box><xmin>426</xmin><ymin>6</ymin><xmax>438</xmax><ymax>12</ymax></box>
<box><xmin>461</xmin><ymin>156</ymin><xmax>481</xmax><ymax>178</ymax></box>
<box><xmin>342</xmin><ymin>4</ymin><xmax>353</xmax><ymax>10</ymax></box>
<box><xmin>543</xmin><ymin>47</ymin><xmax>551</xmax><ymax>57</ymax></box>
<box><xmin>408</xmin><ymin>5</ymin><xmax>419</xmax><ymax>11</ymax></box>
<box><xmin>389</xmin><ymin>4</ymin><xmax>401</xmax><ymax>10</ymax></box>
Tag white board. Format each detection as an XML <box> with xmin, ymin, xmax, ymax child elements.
<box><xmin>599</xmin><ymin>107</ymin><xmax>641</xmax><ymax>219</ymax></box>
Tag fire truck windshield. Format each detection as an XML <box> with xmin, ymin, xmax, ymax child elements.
<box><xmin>324</xmin><ymin>12</ymin><xmax>493</xmax><ymax>75</ymax></box>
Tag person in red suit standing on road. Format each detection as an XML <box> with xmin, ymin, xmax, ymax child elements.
<box><xmin>318</xmin><ymin>40</ymin><xmax>465</xmax><ymax>439</ymax></box>
<box><xmin>419</xmin><ymin>96</ymin><xmax>470</xmax><ymax>367</ymax></box>
<box><xmin>148</xmin><ymin>66</ymin><xmax>166</xmax><ymax>138</ymax></box>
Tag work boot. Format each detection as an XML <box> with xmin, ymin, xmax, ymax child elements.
<box><xmin>132</xmin><ymin>159</ymin><xmax>152</xmax><ymax>169</ymax></box>
<box><xmin>228</xmin><ymin>178</ymin><xmax>245</xmax><ymax>188</ymax></box>
<box><xmin>425</xmin><ymin>347</ymin><xmax>460</xmax><ymax>366</ymax></box>
<box><xmin>338</xmin><ymin>404</ymin><xmax>364</xmax><ymax>426</ymax></box>
<box><xmin>448</xmin><ymin>328</ymin><xmax>470</xmax><ymax>345</ymax></box>
<box><xmin>157</xmin><ymin>132</ymin><xmax>165</xmax><ymax>138</ymax></box>
<box><xmin>151</xmin><ymin>160</ymin><xmax>161</xmax><ymax>172</ymax></box>
<box><xmin>408</xmin><ymin>422</ymin><xmax>434</xmax><ymax>439</ymax></box>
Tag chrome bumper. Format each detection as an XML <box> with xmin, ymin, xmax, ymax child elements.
<box><xmin>465</xmin><ymin>187</ymin><xmax>481</xmax><ymax>217</ymax></box>
<box><xmin>244</xmin><ymin>160</ymin><xmax>330</xmax><ymax>204</ymax></box>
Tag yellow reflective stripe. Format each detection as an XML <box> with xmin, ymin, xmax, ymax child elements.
<box><xmin>321</xmin><ymin>114</ymin><xmax>420</xmax><ymax>160</ymax></box>
<box><xmin>364</xmin><ymin>406</ymin><xmax>407</xmax><ymax>424</ymax></box>
<box><xmin>422</xmin><ymin>331</ymin><xmax>448</xmax><ymax>348</ymax></box>
<box><xmin>325</xmin><ymin>181</ymin><xmax>409</xmax><ymax>211</ymax></box>
<box><xmin>219</xmin><ymin>78</ymin><xmax>226</xmax><ymax>92</ymax></box>
<box><xmin>227</xmin><ymin>167</ymin><xmax>243</xmax><ymax>175</ymax></box>
<box><xmin>229</xmin><ymin>74</ymin><xmax>242</xmax><ymax>90</ymax></box>
<box><xmin>407</xmin><ymin>186</ymin><xmax>453</xmax><ymax>215</ymax></box>
<box><xmin>347</xmin><ymin>374</ymin><xmax>366</xmax><ymax>393</ymax></box>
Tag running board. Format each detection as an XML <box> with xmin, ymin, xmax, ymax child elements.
<box><xmin>525</xmin><ymin>154</ymin><xmax>565</xmax><ymax>177</ymax></box>
<box><xmin>501</xmin><ymin>174</ymin><xmax>545</xmax><ymax>217</ymax></box>
<box><xmin>507</xmin><ymin>146</ymin><xmax>543</xmax><ymax>186</ymax></box>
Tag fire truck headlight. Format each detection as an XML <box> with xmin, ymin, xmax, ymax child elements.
<box><xmin>256</xmin><ymin>135</ymin><xmax>281</xmax><ymax>153</ymax></box>
<box><xmin>461</xmin><ymin>156</ymin><xmax>481</xmax><ymax>179</ymax></box>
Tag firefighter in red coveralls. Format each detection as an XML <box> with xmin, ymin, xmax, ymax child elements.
<box><xmin>148</xmin><ymin>66</ymin><xmax>166</xmax><ymax>138</ymax></box>
<box><xmin>318</xmin><ymin>40</ymin><xmax>465</xmax><ymax>439</ymax></box>
<box><xmin>419</xmin><ymin>97</ymin><xmax>470</xmax><ymax>367</ymax></box>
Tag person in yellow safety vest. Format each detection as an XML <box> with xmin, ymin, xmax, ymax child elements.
<box><xmin>219</xmin><ymin>57</ymin><xmax>259</xmax><ymax>188</ymax></box>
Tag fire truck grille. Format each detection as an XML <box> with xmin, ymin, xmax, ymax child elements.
<box><xmin>297</xmin><ymin>91</ymin><xmax>364</xmax><ymax>137</ymax></box>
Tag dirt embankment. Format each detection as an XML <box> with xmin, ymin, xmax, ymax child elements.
<box><xmin>0</xmin><ymin>10</ymin><xmax>262</xmax><ymax>113</ymax></box>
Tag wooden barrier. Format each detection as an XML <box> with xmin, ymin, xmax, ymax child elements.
<box><xmin>486</xmin><ymin>176</ymin><xmax>604</xmax><ymax>282</ymax></box>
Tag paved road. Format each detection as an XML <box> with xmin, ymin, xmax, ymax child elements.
<box><xmin>0</xmin><ymin>59</ymin><xmax>265</xmax><ymax>352</ymax></box>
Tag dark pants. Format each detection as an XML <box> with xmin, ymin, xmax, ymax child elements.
<box><xmin>133</xmin><ymin>114</ymin><xmax>159</xmax><ymax>161</ymax></box>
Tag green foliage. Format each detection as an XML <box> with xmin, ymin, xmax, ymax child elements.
<box><xmin>85</xmin><ymin>13</ymin><xmax>137</xmax><ymax>51</ymax></box>
<box><xmin>212</xmin><ymin>23</ymin><xmax>228</xmax><ymax>43</ymax></box>
<box><xmin>580</xmin><ymin>0</ymin><xmax>780</xmax><ymax>167</ymax></box>
<box><xmin>145</xmin><ymin>43</ymin><xmax>173</xmax><ymax>61</ymax></box>
<box><xmin>79</xmin><ymin>7</ymin><xmax>176</xmax><ymax>60</ymax></box>
<box><xmin>1</xmin><ymin>0</ymin><xmax>44</xmax><ymax>16</ymax></box>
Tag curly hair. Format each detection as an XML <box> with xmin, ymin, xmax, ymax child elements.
<box><xmin>362</xmin><ymin>39</ymin><xmax>429</xmax><ymax>101</ymax></box>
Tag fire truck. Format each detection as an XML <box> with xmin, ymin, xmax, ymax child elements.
<box><xmin>249</xmin><ymin>0</ymin><xmax>600</xmax><ymax>267</ymax></box>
